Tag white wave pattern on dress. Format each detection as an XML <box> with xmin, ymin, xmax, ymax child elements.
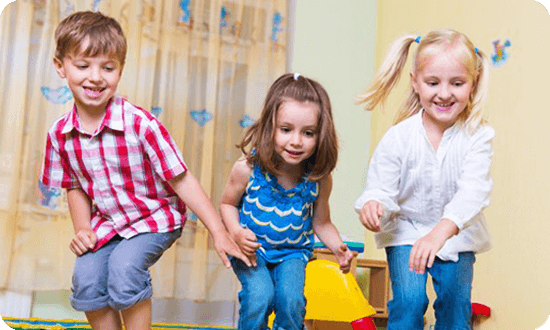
<box><xmin>242</xmin><ymin>207</ymin><xmax>305</xmax><ymax>232</ymax></box>
<box><xmin>244</xmin><ymin>194</ymin><xmax>303</xmax><ymax>217</ymax></box>
<box><xmin>256</xmin><ymin>229</ymin><xmax>314</xmax><ymax>246</ymax></box>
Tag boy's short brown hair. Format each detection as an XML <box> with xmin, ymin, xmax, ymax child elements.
<box><xmin>54</xmin><ymin>11</ymin><xmax>127</xmax><ymax>66</ymax></box>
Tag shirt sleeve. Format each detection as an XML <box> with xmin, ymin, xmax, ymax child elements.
<box><xmin>143</xmin><ymin>117</ymin><xmax>187</xmax><ymax>181</ymax></box>
<box><xmin>354</xmin><ymin>127</ymin><xmax>401</xmax><ymax>216</ymax></box>
<box><xmin>442</xmin><ymin>125</ymin><xmax>495</xmax><ymax>230</ymax></box>
<box><xmin>40</xmin><ymin>130</ymin><xmax>80</xmax><ymax>189</ymax></box>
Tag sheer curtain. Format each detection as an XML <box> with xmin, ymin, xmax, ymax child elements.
<box><xmin>0</xmin><ymin>0</ymin><xmax>286</xmax><ymax>304</ymax></box>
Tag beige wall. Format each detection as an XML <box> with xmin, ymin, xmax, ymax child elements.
<box><xmin>291</xmin><ymin>0</ymin><xmax>378</xmax><ymax>247</ymax></box>
<box><xmin>369</xmin><ymin>0</ymin><xmax>550</xmax><ymax>329</ymax></box>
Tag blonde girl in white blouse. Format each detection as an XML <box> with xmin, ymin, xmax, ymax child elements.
<box><xmin>354</xmin><ymin>29</ymin><xmax>493</xmax><ymax>330</ymax></box>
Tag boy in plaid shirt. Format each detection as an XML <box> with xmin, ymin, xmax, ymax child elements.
<box><xmin>41</xmin><ymin>11</ymin><xmax>250</xmax><ymax>330</ymax></box>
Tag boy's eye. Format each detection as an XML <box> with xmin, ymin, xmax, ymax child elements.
<box><xmin>104</xmin><ymin>66</ymin><xmax>115</xmax><ymax>71</ymax></box>
<box><xmin>76</xmin><ymin>65</ymin><xmax>88</xmax><ymax>69</ymax></box>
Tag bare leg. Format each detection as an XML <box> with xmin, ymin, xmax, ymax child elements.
<box><xmin>85</xmin><ymin>306</ymin><xmax>123</xmax><ymax>330</ymax></box>
<box><xmin>120</xmin><ymin>298</ymin><xmax>152</xmax><ymax>330</ymax></box>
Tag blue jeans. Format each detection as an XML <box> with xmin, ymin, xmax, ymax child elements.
<box><xmin>71</xmin><ymin>229</ymin><xmax>181</xmax><ymax>311</ymax></box>
<box><xmin>231</xmin><ymin>255</ymin><xmax>307</xmax><ymax>330</ymax></box>
<box><xmin>386</xmin><ymin>245</ymin><xmax>475</xmax><ymax>330</ymax></box>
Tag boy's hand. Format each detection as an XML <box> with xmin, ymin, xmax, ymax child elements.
<box><xmin>359</xmin><ymin>200</ymin><xmax>384</xmax><ymax>232</ymax></box>
<box><xmin>211</xmin><ymin>229</ymin><xmax>254</xmax><ymax>268</ymax></box>
<box><xmin>70</xmin><ymin>229</ymin><xmax>97</xmax><ymax>256</ymax></box>
<box><xmin>334</xmin><ymin>243</ymin><xmax>354</xmax><ymax>274</ymax></box>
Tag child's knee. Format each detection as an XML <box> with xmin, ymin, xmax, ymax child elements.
<box><xmin>274</xmin><ymin>290</ymin><xmax>306</xmax><ymax>316</ymax></box>
<box><xmin>71</xmin><ymin>266</ymin><xmax>110</xmax><ymax>311</ymax></box>
<box><xmin>107</xmin><ymin>261</ymin><xmax>152</xmax><ymax>310</ymax></box>
<box><xmin>248</xmin><ymin>284</ymin><xmax>275</xmax><ymax>306</ymax></box>
<box><xmin>393</xmin><ymin>290</ymin><xmax>429</xmax><ymax>314</ymax></box>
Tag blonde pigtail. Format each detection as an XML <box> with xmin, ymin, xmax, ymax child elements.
<box><xmin>465</xmin><ymin>48</ymin><xmax>490</xmax><ymax>133</ymax></box>
<box><xmin>355</xmin><ymin>35</ymin><xmax>418</xmax><ymax>112</ymax></box>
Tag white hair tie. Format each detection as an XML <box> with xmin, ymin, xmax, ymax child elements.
<box><xmin>293</xmin><ymin>72</ymin><xmax>300</xmax><ymax>80</ymax></box>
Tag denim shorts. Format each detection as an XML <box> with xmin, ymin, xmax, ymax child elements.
<box><xmin>70</xmin><ymin>229</ymin><xmax>181</xmax><ymax>311</ymax></box>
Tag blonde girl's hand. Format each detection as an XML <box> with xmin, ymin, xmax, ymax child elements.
<box><xmin>359</xmin><ymin>200</ymin><xmax>384</xmax><ymax>232</ymax></box>
<box><xmin>232</xmin><ymin>228</ymin><xmax>261</xmax><ymax>266</ymax></box>
<box><xmin>70</xmin><ymin>229</ymin><xmax>97</xmax><ymax>256</ymax></box>
<box><xmin>334</xmin><ymin>243</ymin><xmax>354</xmax><ymax>274</ymax></box>
<box><xmin>409</xmin><ymin>219</ymin><xmax>459</xmax><ymax>274</ymax></box>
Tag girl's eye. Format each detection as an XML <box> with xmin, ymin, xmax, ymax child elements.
<box><xmin>453</xmin><ymin>81</ymin><xmax>464</xmax><ymax>87</ymax></box>
<box><xmin>104</xmin><ymin>67</ymin><xmax>115</xmax><ymax>72</ymax></box>
<box><xmin>304</xmin><ymin>130</ymin><xmax>315</xmax><ymax>137</ymax></box>
<box><xmin>427</xmin><ymin>82</ymin><xmax>437</xmax><ymax>87</ymax></box>
<box><xmin>76</xmin><ymin>65</ymin><xmax>88</xmax><ymax>69</ymax></box>
<box><xmin>280</xmin><ymin>127</ymin><xmax>291</xmax><ymax>133</ymax></box>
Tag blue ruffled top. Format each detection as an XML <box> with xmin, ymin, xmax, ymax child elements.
<box><xmin>239</xmin><ymin>163</ymin><xmax>320</xmax><ymax>263</ymax></box>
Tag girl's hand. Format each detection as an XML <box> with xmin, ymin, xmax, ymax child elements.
<box><xmin>232</xmin><ymin>228</ymin><xmax>261</xmax><ymax>266</ymax></box>
<box><xmin>334</xmin><ymin>243</ymin><xmax>354</xmax><ymax>274</ymax></box>
<box><xmin>70</xmin><ymin>229</ymin><xmax>97</xmax><ymax>256</ymax></box>
<box><xmin>359</xmin><ymin>200</ymin><xmax>384</xmax><ymax>232</ymax></box>
<box><xmin>409</xmin><ymin>219</ymin><xmax>459</xmax><ymax>274</ymax></box>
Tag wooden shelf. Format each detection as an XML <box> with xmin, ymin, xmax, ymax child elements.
<box><xmin>356</xmin><ymin>258</ymin><xmax>390</xmax><ymax>319</ymax></box>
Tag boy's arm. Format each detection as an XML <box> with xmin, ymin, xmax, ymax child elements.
<box><xmin>219</xmin><ymin>158</ymin><xmax>260</xmax><ymax>265</ymax></box>
<box><xmin>168</xmin><ymin>171</ymin><xmax>252</xmax><ymax>268</ymax></box>
<box><xmin>67</xmin><ymin>188</ymin><xmax>97</xmax><ymax>256</ymax></box>
<box><xmin>312</xmin><ymin>175</ymin><xmax>354</xmax><ymax>273</ymax></box>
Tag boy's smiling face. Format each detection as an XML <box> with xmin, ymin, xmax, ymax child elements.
<box><xmin>54</xmin><ymin>38</ymin><xmax>122</xmax><ymax>115</ymax></box>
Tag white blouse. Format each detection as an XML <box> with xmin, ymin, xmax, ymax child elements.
<box><xmin>354</xmin><ymin>110</ymin><xmax>494</xmax><ymax>261</ymax></box>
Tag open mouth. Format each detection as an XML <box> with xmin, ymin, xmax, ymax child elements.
<box><xmin>435</xmin><ymin>102</ymin><xmax>454</xmax><ymax>111</ymax></box>
<box><xmin>286</xmin><ymin>150</ymin><xmax>303</xmax><ymax>157</ymax></box>
<box><xmin>84</xmin><ymin>86</ymin><xmax>106</xmax><ymax>98</ymax></box>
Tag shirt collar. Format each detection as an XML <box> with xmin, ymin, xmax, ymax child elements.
<box><xmin>61</xmin><ymin>96</ymin><xmax>125</xmax><ymax>134</ymax></box>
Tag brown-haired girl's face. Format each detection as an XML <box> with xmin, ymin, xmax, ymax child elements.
<box><xmin>412</xmin><ymin>45</ymin><xmax>473</xmax><ymax>131</ymax></box>
<box><xmin>274</xmin><ymin>99</ymin><xmax>319</xmax><ymax>171</ymax></box>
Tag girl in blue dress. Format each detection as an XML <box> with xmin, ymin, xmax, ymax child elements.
<box><xmin>220</xmin><ymin>72</ymin><xmax>354</xmax><ymax>330</ymax></box>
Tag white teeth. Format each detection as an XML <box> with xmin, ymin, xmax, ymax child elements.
<box><xmin>437</xmin><ymin>103</ymin><xmax>452</xmax><ymax>107</ymax></box>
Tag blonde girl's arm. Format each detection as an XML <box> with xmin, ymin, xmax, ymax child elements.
<box><xmin>169</xmin><ymin>170</ymin><xmax>252</xmax><ymax>268</ymax></box>
<box><xmin>67</xmin><ymin>188</ymin><xmax>97</xmax><ymax>256</ymax></box>
<box><xmin>312</xmin><ymin>175</ymin><xmax>354</xmax><ymax>273</ymax></box>
<box><xmin>219</xmin><ymin>158</ymin><xmax>260</xmax><ymax>266</ymax></box>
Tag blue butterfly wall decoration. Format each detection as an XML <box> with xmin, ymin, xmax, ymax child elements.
<box><xmin>151</xmin><ymin>106</ymin><xmax>162</xmax><ymax>118</ymax></box>
<box><xmin>179</xmin><ymin>0</ymin><xmax>191</xmax><ymax>25</ymax></box>
<box><xmin>271</xmin><ymin>12</ymin><xmax>283</xmax><ymax>42</ymax></box>
<box><xmin>190</xmin><ymin>109</ymin><xmax>213</xmax><ymax>127</ymax></box>
<box><xmin>92</xmin><ymin>0</ymin><xmax>103</xmax><ymax>12</ymax></box>
<box><xmin>187</xmin><ymin>212</ymin><xmax>199</xmax><ymax>222</ymax></box>
<box><xmin>38</xmin><ymin>180</ymin><xmax>62</xmax><ymax>209</ymax></box>
<box><xmin>40</xmin><ymin>86</ymin><xmax>73</xmax><ymax>105</ymax></box>
<box><xmin>239</xmin><ymin>115</ymin><xmax>254</xmax><ymax>128</ymax></box>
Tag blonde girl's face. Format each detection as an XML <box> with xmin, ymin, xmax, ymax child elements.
<box><xmin>274</xmin><ymin>99</ymin><xmax>319</xmax><ymax>171</ymax></box>
<box><xmin>412</xmin><ymin>45</ymin><xmax>473</xmax><ymax>132</ymax></box>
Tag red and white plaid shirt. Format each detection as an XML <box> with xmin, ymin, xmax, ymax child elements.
<box><xmin>41</xmin><ymin>96</ymin><xmax>187</xmax><ymax>251</ymax></box>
